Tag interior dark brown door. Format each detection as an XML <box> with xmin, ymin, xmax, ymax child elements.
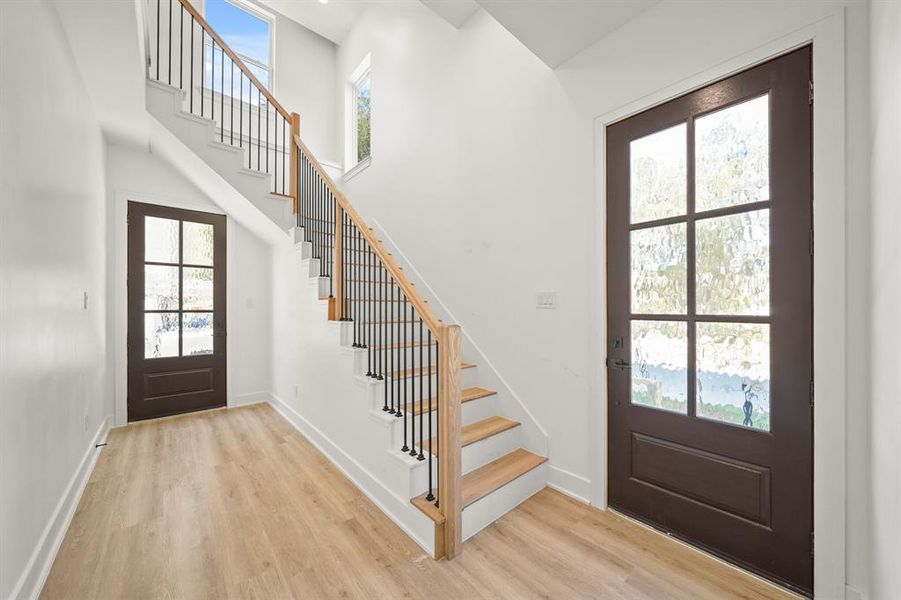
<box><xmin>128</xmin><ymin>202</ymin><xmax>227</xmax><ymax>421</ymax></box>
<box><xmin>606</xmin><ymin>47</ymin><xmax>812</xmax><ymax>595</ymax></box>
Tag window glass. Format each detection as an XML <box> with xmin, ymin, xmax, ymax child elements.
<box><xmin>355</xmin><ymin>76</ymin><xmax>371</xmax><ymax>163</ymax></box>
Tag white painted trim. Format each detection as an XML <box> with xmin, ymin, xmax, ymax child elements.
<box><xmin>344</xmin><ymin>53</ymin><xmax>372</xmax><ymax>173</ymax></box>
<box><xmin>342</xmin><ymin>155</ymin><xmax>371</xmax><ymax>181</ymax></box>
<box><xmin>232</xmin><ymin>390</ymin><xmax>274</xmax><ymax>407</ymax></box>
<box><xmin>267</xmin><ymin>395</ymin><xmax>435</xmax><ymax>557</ymax></box>
<box><xmin>547</xmin><ymin>466</ymin><xmax>591</xmax><ymax>505</ymax></box>
<box><xmin>10</xmin><ymin>418</ymin><xmax>111</xmax><ymax>600</ymax></box>
<box><xmin>588</xmin><ymin>13</ymin><xmax>846</xmax><ymax>598</ymax></box>
<box><xmin>112</xmin><ymin>187</ymin><xmax>239</xmax><ymax>426</ymax></box>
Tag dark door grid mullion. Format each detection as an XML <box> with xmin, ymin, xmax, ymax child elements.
<box><xmin>629</xmin><ymin>199</ymin><xmax>773</xmax><ymax>232</ymax></box>
<box><xmin>686</xmin><ymin>115</ymin><xmax>697</xmax><ymax>418</ymax></box>
<box><xmin>178</xmin><ymin>219</ymin><xmax>184</xmax><ymax>358</ymax></box>
<box><xmin>630</xmin><ymin>313</ymin><xmax>771</xmax><ymax>324</ymax></box>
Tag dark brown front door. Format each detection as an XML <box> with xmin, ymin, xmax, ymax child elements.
<box><xmin>128</xmin><ymin>202</ymin><xmax>227</xmax><ymax>421</ymax></box>
<box><xmin>606</xmin><ymin>47</ymin><xmax>812</xmax><ymax>594</ymax></box>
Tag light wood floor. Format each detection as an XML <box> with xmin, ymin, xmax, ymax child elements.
<box><xmin>42</xmin><ymin>404</ymin><xmax>796</xmax><ymax>600</ymax></box>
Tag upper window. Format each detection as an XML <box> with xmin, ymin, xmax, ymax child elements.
<box><xmin>204</xmin><ymin>0</ymin><xmax>273</xmax><ymax>97</ymax></box>
<box><xmin>346</xmin><ymin>54</ymin><xmax>371</xmax><ymax>175</ymax></box>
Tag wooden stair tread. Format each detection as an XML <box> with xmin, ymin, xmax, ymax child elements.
<box><xmin>462</xmin><ymin>448</ymin><xmax>547</xmax><ymax>508</ymax></box>
<box><xmin>405</xmin><ymin>386</ymin><xmax>496</xmax><ymax>416</ymax></box>
<box><xmin>390</xmin><ymin>363</ymin><xmax>474</xmax><ymax>380</ymax></box>
<box><xmin>410</xmin><ymin>493</ymin><xmax>445</xmax><ymax>524</ymax></box>
<box><xmin>409</xmin><ymin>447</ymin><xmax>546</xmax><ymax>523</ymax></box>
<box><xmin>423</xmin><ymin>416</ymin><xmax>519</xmax><ymax>454</ymax></box>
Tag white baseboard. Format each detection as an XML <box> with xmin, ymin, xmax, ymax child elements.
<box><xmin>845</xmin><ymin>584</ymin><xmax>865</xmax><ymax>600</ymax></box>
<box><xmin>231</xmin><ymin>391</ymin><xmax>274</xmax><ymax>408</ymax></box>
<box><xmin>547</xmin><ymin>465</ymin><xmax>592</xmax><ymax>505</ymax></box>
<box><xmin>266</xmin><ymin>396</ymin><xmax>435</xmax><ymax>557</ymax></box>
<box><xmin>10</xmin><ymin>416</ymin><xmax>111</xmax><ymax>600</ymax></box>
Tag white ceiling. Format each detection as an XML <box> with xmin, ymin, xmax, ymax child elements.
<box><xmin>256</xmin><ymin>0</ymin><xmax>368</xmax><ymax>44</ymax></box>
<box><xmin>420</xmin><ymin>0</ymin><xmax>480</xmax><ymax>29</ymax></box>
<box><xmin>475</xmin><ymin>0</ymin><xmax>660</xmax><ymax>68</ymax></box>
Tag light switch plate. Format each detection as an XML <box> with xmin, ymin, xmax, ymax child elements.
<box><xmin>535</xmin><ymin>291</ymin><xmax>557</xmax><ymax>309</ymax></box>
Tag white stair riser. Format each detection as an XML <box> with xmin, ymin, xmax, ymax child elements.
<box><xmin>461</xmin><ymin>463</ymin><xmax>548</xmax><ymax>541</ymax></box>
<box><xmin>146</xmin><ymin>80</ymin><xmax>289</xmax><ymax>230</ymax></box>
<box><xmin>405</xmin><ymin>425</ymin><xmax>523</xmax><ymax>498</ymax></box>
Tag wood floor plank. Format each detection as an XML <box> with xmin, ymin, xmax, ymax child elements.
<box><xmin>41</xmin><ymin>404</ymin><xmax>798</xmax><ymax>600</ymax></box>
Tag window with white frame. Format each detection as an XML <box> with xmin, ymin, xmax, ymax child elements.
<box><xmin>203</xmin><ymin>0</ymin><xmax>273</xmax><ymax>103</ymax></box>
<box><xmin>346</xmin><ymin>54</ymin><xmax>371</xmax><ymax>174</ymax></box>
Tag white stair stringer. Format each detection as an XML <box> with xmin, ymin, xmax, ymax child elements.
<box><xmin>146</xmin><ymin>79</ymin><xmax>293</xmax><ymax>231</ymax></box>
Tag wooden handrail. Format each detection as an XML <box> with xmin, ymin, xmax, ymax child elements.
<box><xmin>293</xmin><ymin>134</ymin><xmax>443</xmax><ymax>335</ymax></box>
<box><xmin>174</xmin><ymin>0</ymin><xmax>291</xmax><ymax>121</ymax></box>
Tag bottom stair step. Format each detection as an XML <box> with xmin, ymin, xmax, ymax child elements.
<box><xmin>462</xmin><ymin>448</ymin><xmax>547</xmax><ymax>507</ymax></box>
<box><xmin>411</xmin><ymin>448</ymin><xmax>547</xmax><ymax>519</ymax></box>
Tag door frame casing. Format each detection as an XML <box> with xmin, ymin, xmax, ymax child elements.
<box><xmin>113</xmin><ymin>188</ymin><xmax>239</xmax><ymax>427</ymax></box>
<box><xmin>588</xmin><ymin>14</ymin><xmax>846</xmax><ymax>598</ymax></box>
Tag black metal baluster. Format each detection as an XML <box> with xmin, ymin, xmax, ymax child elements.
<box><xmin>274</xmin><ymin>113</ymin><xmax>278</xmax><ymax>187</ymax></box>
<box><xmin>435</xmin><ymin>338</ymin><xmax>440</xmax><ymax>507</ymax></box>
<box><xmin>257</xmin><ymin>88</ymin><xmax>261</xmax><ymax>171</ymax></box>
<box><xmin>419</xmin><ymin>318</ymin><xmax>425</xmax><ymax>460</ymax></box>
<box><xmin>379</xmin><ymin>264</ymin><xmax>385</xmax><ymax>381</ymax></box>
<box><xmin>248</xmin><ymin>83</ymin><xmax>252</xmax><ymax>168</ymax></box>
<box><xmin>230</xmin><ymin>62</ymin><xmax>234</xmax><ymax>145</ymax></box>
<box><xmin>387</xmin><ymin>276</ymin><xmax>394</xmax><ymax>413</ymax></box>
<box><xmin>200</xmin><ymin>31</ymin><xmax>204</xmax><ymax>117</ymax></box>
<box><xmin>401</xmin><ymin>294</ymin><xmax>409</xmax><ymax>453</ymax></box>
<box><xmin>426</xmin><ymin>329</ymin><xmax>434</xmax><ymax>500</ymax></box>
<box><xmin>282</xmin><ymin>119</ymin><xmax>286</xmax><ymax>194</ymax></box>
<box><xmin>220</xmin><ymin>44</ymin><xmax>224</xmax><ymax>140</ymax></box>
<box><xmin>189</xmin><ymin>16</ymin><xmax>194</xmax><ymax>112</ymax></box>
<box><xmin>409</xmin><ymin>305</ymin><xmax>417</xmax><ymax>457</ymax></box>
<box><xmin>210</xmin><ymin>40</ymin><xmax>214</xmax><ymax>121</ymax></box>
<box><xmin>350</xmin><ymin>219</ymin><xmax>355</xmax><ymax>337</ymax></box>
<box><xmin>238</xmin><ymin>73</ymin><xmax>243</xmax><ymax>147</ymax></box>
<box><xmin>266</xmin><ymin>103</ymin><xmax>270</xmax><ymax>177</ymax></box>
<box><xmin>179</xmin><ymin>3</ymin><xmax>183</xmax><ymax>89</ymax></box>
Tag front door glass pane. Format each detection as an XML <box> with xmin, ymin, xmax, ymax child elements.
<box><xmin>696</xmin><ymin>209</ymin><xmax>770</xmax><ymax>316</ymax></box>
<box><xmin>631</xmin><ymin>320</ymin><xmax>688</xmax><ymax>414</ymax></box>
<box><xmin>145</xmin><ymin>312</ymin><xmax>180</xmax><ymax>358</ymax></box>
<box><xmin>696</xmin><ymin>322</ymin><xmax>771</xmax><ymax>431</ymax></box>
<box><xmin>630</xmin><ymin>123</ymin><xmax>687</xmax><ymax>223</ymax></box>
<box><xmin>631</xmin><ymin>223</ymin><xmax>687</xmax><ymax>315</ymax></box>
<box><xmin>695</xmin><ymin>94</ymin><xmax>769</xmax><ymax>211</ymax></box>
<box><xmin>145</xmin><ymin>265</ymin><xmax>180</xmax><ymax>310</ymax></box>
<box><xmin>183</xmin><ymin>221</ymin><xmax>214</xmax><ymax>266</ymax></box>
<box><xmin>145</xmin><ymin>216</ymin><xmax>179</xmax><ymax>263</ymax></box>
<box><xmin>182</xmin><ymin>267</ymin><xmax>214</xmax><ymax>310</ymax></box>
<box><xmin>183</xmin><ymin>313</ymin><xmax>214</xmax><ymax>356</ymax></box>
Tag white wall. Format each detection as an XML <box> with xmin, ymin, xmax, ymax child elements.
<box><xmin>337</xmin><ymin>0</ymin><xmax>596</xmax><ymax>496</ymax></box>
<box><xmin>105</xmin><ymin>143</ymin><xmax>273</xmax><ymax>424</ymax></box>
<box><xmin>868</xmin><ymin>2</ymin><xmax>901</xmax><ymax>598</ymax></box>
<box><xmin>0</xmin><ymin>1</ymin><xmax>113</xmax><ymax>598</ymax></box>
<box><xmin>336</xmin><ymin>0</ymin><xmax>869</xmax><ymax>596</ymax></box>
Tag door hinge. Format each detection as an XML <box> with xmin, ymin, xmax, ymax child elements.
<box><xmin>810</xmin><ymin>531</ymin><xmax>815</xmax><ymax>556</ymax></box>
<box><xmin>809</xmin><ymin>80</ymin><xmax>814</xmax><ymax>105</ymax></box>
<box><xmin>809</xmin><ymin>381</ymin><xmax>815</xmax><ymax>407</ymax></box>
<box><xmin>809</xmin><ymin>229</ymin><xmax>814</xmax><ymax>255</ymax></box>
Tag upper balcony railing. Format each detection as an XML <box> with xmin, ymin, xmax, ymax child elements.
<box><xmin>145</xmin><ymin>0</ymin><xmax>464</xmax><ymax>559</ymax></box>
<box><xmin>146</xmin><ymin>0</ymin><xmax>296</xmax><ymax>198</ymax></box>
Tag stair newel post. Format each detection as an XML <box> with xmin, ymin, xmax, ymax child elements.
<box><xmin>289</xmin><ymin>112</ymin><xmax>301</xmax><ymax>215</ymax></box>
<box><xmin>331</xmin><ymin>202</ymin><xmax>344</xmax><ymax>321</ymax></box>
<box><xmin>438</xmin><ymin>324</ymin><xmax>463</xmax><ymax>559</ymax></box>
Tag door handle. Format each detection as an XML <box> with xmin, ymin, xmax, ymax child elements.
<box><xmin>609</xmin><ymin>359</ymin><xmax>631</xmax><ymax>371</ymax></box>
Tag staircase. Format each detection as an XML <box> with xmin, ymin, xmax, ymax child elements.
<box><xmin>144</xmin><ymin>0</ymin><xmax>548</xmax><ymax>559</ymax></box>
